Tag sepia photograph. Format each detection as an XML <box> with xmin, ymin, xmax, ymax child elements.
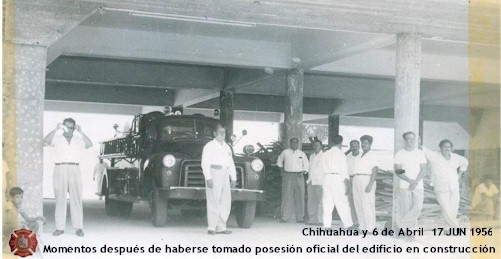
<box><xmin>2</xmin><ymin>0</ymin><xmax>500</xmax><ymax>258</ymax></box>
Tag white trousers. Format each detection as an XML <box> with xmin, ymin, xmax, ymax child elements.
<box><xmin>96</xmin><ymin>173</ymin><xmax>104</xmax><ymax>195</ymax></box>
<box><xmin>397</xmin><ymin>188</ymin><xmax>423</xmax><ymax>229</ymax></box>
<box><xmin>348</xmin><ymin>176</ymin><xmax>358</xmax><ymax>225</ymax></box>
<box><xmin>353</xmin><ymin>175</ymin><xmax>376</xmax><ymax>230</ymax></box>
<box><xmin>322</xmin><ymin>175</ymin><xmax>353</xmax><ymax>228</ymax></box>
<box><xmin>307</xmin><ymin>183</ymin><xmax>323</xmax><ymax>224</ymax></box>
<box><xmin>435</xmin><ymin>183</ymin><xmax>460</xmax><ymax>227</ymax></box>
<box><xmin>53</xmin><ymin>164</ymin><xmax>83</xmax><ymax>230</ymax></box>
<box><xmin>205</xmin><ymin>168</ymin><xmax>231</xmax><ymax>231</ymax></box>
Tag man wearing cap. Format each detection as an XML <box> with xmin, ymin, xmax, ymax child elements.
<box><xmin>306</xmin><ymin>140</ymin><xmax>324</xmax><ymax>225</ymax></box>
<box><xmin>43</xmin><ymin>118</ymin><xmax>93</xmax><ymax>237</ymax></box>
<box><xmin>422</xmin><ymin>139</ymin><xmax>468</xmax><ymax>228</ymax></box>
<box><xmin>346</xmin><ymin>140</ymin><xmax>361</xmax><ymax>227</ymax></box>
<box><xmin>201</xmin><ymin>123</ymin><xmax>236</xmax><ymax>235</ymax></box>
<box><xmin>322</xmin><ymin>135</ymin><xmax>353</xmax><ymax>229</ymax></box>
<box><xmin>352</xmin><ymin>135</ymin><xmax>381</xmax><ymax>231</ymax></box>
<box><xmin>277</xmin><ymin>138</ymin><xmax>309</xmax><ymax>223</ymax></box>
<box><xmin>394</xmin><ymin>132</ymin><xmax>427</xmax><ymax>233</ymax></box>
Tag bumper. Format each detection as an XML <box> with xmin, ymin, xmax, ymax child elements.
<box><xmin>165</xmin><ymin>187</ymin><xmax>265</xmax><ymax>201</ymax></box>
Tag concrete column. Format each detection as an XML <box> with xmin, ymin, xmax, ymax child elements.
<box><xmin>392</xmin><ymin>33</ymin><xmax>422</xmax><ymax>228</ymax></box>
<box><xmin>220</xmin><ymin>90</ymin><xmax>234</xmax><ymax>143</ymax></box>
<box><xmin>285</xmin><ymin>69</ymin><xmax>304</xmax><ymax>148</ymax></box>
<box><xmin>15</xmin><ymin>44</ymin><xmax>47</xmax><ymax>218</ymax></box>
<box><xmin>328</xmin><ymin>115</ymin><xmax>340</xmax><ymax>146</ymax></box>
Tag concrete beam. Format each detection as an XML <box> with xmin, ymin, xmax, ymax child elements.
<box><xmin>46</xmin><ymin>56</ymin><xmax>225</xmax><ymax>89</ymax></box>
<box><xmin>45</xmin><ymin>80</ymin><xmax>175</xmax><ymax>106</ymax></box>
<box><xmin>191</xmin><ymin>93</ymin><xmax>337</xmax><ymax>115</ymax></box>
<box><xmin>51</xmin><ymin>25</ymin><xmax>292</xmax><ymax>69</ymax></box>
<box><xmin>302</xmin><ymin>35</ymin><xmax>396</xmax><ymax>69</ymax></box>
<box><xmin>174</xmin><ymin>89</ymin><xmax>221</xmax><ymax>108</ymax></box>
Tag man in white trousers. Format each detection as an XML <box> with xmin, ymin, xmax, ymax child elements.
<box><xmin>421</xmin><ymin>139</ymin><xmax>468</xmax><ymax>228</ymax></box>
<box><xmin>93</xmin><ymin>157</ymin><xmax>109</xmax><ymax>200</ymax></box>
<box><xmin>322</xmin><ymin>135</ymin><xmax>353</xmax><ymax>229</ymax></box>
<box><xmin>394</xmin><ymin>132</ymin><xmax>427</xmax><ymax>235</ymax></box>
<box><xmin>306</xmin><ymin>140</ymin><xmax>324</xmax><ymax>225</ymax></box>
<box><xmin>43</xmin><ymin>118</ymin><xmax>93</xmax><ymax>237</ymax></box>
<box><xmin>352</xmin><ymin>135</ymin><xmax>381</xmax><ymax>231</ymax></box>
<box><xmin>201</xmin><ymin>123</ymin><xmax>236</xmax><ymax>235</ymax></box>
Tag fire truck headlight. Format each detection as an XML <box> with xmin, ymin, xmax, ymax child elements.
<box><xmin>162</xmin><ymin>155</ymin><xmax>176</xmax><ymax>168</ymax></box>
<box><xmin>251</xmin><ymin>159</ymin><xmax>264</xmax><ymax>172</ymax></box>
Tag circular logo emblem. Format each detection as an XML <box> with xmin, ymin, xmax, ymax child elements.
<box><xmin>9</xmin><ymin>228</ymin><xmax>38</xmax><ymax>257</ymax></box>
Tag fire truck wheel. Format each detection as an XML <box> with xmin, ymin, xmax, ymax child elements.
<box><xmin>117</xmin><ymin>201</ymin><xmax>133</xmax><ymax>217</ymax></box>
<box><xmin>151</xmin><ymin>184</ymin><xmax>167</xmax><ymax>227</ymax></box>
<box><xmin>235</xmin><ymin>201</ymin><xmax>256</xmax><ymax>228</ymax></box>
<box><xmin>105</xmin><ymin>196</ymin><xmax>119</xmax><ymax>216</ymax></box>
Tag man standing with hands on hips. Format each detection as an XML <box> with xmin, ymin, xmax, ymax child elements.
<box><xmin>43</xmin><ymin>118</ymin><xmax>93</xmax><ymax>237</ymax></box>
<box><xmin>201</xmin><ymin>123</ymin><xmax>236</xmax><ymax>235</ymax></box>
<box><xmin>277</xmin><ymin>138</ymin><xmax>309</xmax><ymax>223</ymax></box>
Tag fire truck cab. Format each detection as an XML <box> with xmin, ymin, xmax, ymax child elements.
<box><xmin>99</xmin><ymin>111</ymin><xmax>265</xmax><ymax>227</ymax></box>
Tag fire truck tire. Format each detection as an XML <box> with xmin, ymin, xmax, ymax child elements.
<box><xmin>235</xmin><ymin>201</ymin><xmax>256</xmax><ymax>228</ymax></box>
<box><xmin>117</xmin><ymin>201</ymin><xmax>133</xmax><ymax>217</ymax></box>
<box><xmin>151</xmin><ymin>184</ymin><xmax>167</xmax><ymax>227</ymax></box>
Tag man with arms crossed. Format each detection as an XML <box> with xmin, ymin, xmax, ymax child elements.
<box><xmin>43</xmin><ymin>118</ymin><xmax>93</xmax><ymax>237</ymax></box>
<box><xmin>277</xmin><ymin>138</ymin><xmax>309</xmax><ymax>223</ymax></box>
<box><xmin>201</xmin><ymin>123</ymin><xmax>236</xmax><ymax>235</ymax></box>
<box><xmin>322</xmin><ymin>135</ymin><xmax>353</xmax><ymax>229</ymax></box>
<box><xmin>394</xmin><ymin>132</ymin><xmax>427</xmax><ymax>235</ymax></box>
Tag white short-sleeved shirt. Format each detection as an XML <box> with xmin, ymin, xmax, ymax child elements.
<box><xmin>472</xmin><ymin>183</ymin><xmax>499</xmax><ymax>208</ymax></box>
<box><xmin>308</xmin><ymin>151</ymin><xmax>324</xmax><ymax>185</ymax></box>
<box><xmin>51</xmin><ymin>134</ymin><xmax>86</xmax><ymax>163</ymax></box>
<box><xmin>346</xmin><ymin>153</ymin><xmax>360</xmax><ymax>177</ymax></box>
<box><xmin>201</xmin><ymin>139</ymin><xmax>237</xmax><ymax>181</ymax></box>
<box><xmin>394</xmin><ymin>149</ymin><xmax>427</xmax><ymax>189</ymax></box>
<box><xmin>353</xmin><ymin>150</ymin><xmax>381</xmax><ymax>175</ymax></box>
<box><xmin>322</xmin><ymin>147</ymin><xmax>349</xmax><ymax>180</ymax></box>
<box><xmin>422</xmin><ymin>147</ymin><xmax>468</xmax><ymax>190</ymax></box>
<box><xmin>277</xmin><ymin>148</ymin><xmax>309</xmax><ymax>173</ymax></box>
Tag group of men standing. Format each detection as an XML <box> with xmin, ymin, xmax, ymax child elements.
<box><xmin>276</xmin><ymin>132</ymin><xmax>469</xmax><ymax>232</ymax></box>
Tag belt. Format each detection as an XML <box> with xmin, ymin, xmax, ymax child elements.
<box><xmin>284</xmin><ymin>171</ymin><xmax>302</xmax><ymax>174</ymax></box>
<box><xmin>55</xmin><ymin>162</ymin><xmax>79</xmax><ymax>165</ymax></box>
<box><xmin>210</xmin><ymin>165</ymin><xmax>229</xmax><ymax>170</ymax></box>
<box><xmin>325</xmin><ymin>173</ymin><xmax>339</xmax><ymax>175</ymax></box>
<box><xmin>353</xmin><ymin>174</ymin><xmax>371</xmax><ymax>176</ymax></box>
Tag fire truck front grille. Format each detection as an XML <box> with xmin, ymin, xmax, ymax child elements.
<box><xmin>181</xmin><ymin>161</ymin><xmax>244</xmax><ymax>188</ymax></box>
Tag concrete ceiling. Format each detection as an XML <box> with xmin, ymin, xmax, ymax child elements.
<box><xmin>38</xmin><ymin>1</ymin><xmax>499</xmax><ymax>120</ymax></box>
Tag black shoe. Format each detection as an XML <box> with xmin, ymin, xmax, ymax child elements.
<box><xmin>208</xmin><ymin>230</ymin><xmax>216</xmax><ymax>235</ymax></box>
<box><xmin>53</xmin><ymin>230</ymin><xmax>64</xmax><ymax>236</ymax></box>
<box><xmin>76</xmin><ymin>229</ymin><xmax>84</xmax><ymax>237</ymax></box>
<box><xmin>279</xmin><ymin>219</ymin><xmax>288</xmax><ymax>223</ymax></box>
<box><xmin>216</xmin><ymin>230</ymin><xmax>232</xmax><ymax>234</ymax></box>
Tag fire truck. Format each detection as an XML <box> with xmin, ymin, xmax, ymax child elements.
<box><xmin>99</xmin><ymin>111</ymin><xmax>266</xmax><ymax>227</ymax></box>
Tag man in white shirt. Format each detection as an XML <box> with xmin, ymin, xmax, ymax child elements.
<box><xmin>352</xmin><ymin>135</ymin><xmax>381</xmax><ymax>231</ymax></box>
<box><xmin>306</xmin><ymin>140</ymin><xmax>324</xmax><ymax>225</ymax></box>
<box><xmin>394</xmin><ymin>132</ymin><xmax>427</xmax><ymax>232</ymax></box>
<box><xmin>422</xmin><ymin>139</ymin><xmax>468</xmax><ymax>228</ymax></box>
<box><xmin>346</xmin><ymin>140</ymin><xmax>361</xmax><ymax>227</ymax></box>
<box><xmin>43</xmin><ymin>118</ymin><xmax>93</xmax><ymax>237</ymax></box>
<box><xmin>277</xmin><ymin>138</ymin><xmax>309</xmax><ymax>223</ymax></box>
<box><xmin>322</xmin><ymin>135</ymin><xmax>353</xmax><ymax>229</ymax></box>
<box><xmin>472</xmin><ymin>175</ymin><xmax>499</xmax><ymax>219</ymax></box>
<box><xmin>93</xmin><ymin>158</ymin><xmax>109</xmax><ymax>200</ymax></box>
<box><xmin>201</xmin><ymin>123</ymin><xmax>236</xmax><ymax>235</ymax></box>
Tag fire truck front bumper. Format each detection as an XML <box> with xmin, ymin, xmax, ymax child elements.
<box><xmin>165</xmin><ymin>187</ymin><xmax>265</xmax><ymax>201</ymax></box>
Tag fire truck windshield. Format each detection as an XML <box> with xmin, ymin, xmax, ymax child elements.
<box><xmin>158</xmin><ymin>119</ymin><xmax>217</xmax><ymax>140</ymax></box>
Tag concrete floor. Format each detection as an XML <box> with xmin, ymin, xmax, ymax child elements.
<box><xmin>36</xmin><ymin>199</ymin><xmax>476</xmax><ymax>259</ymax></box>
